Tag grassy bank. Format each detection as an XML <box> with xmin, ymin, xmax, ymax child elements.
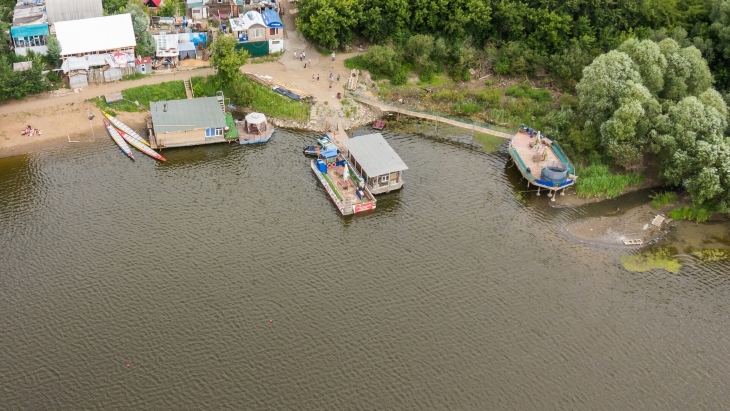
<box><xmin>88</xmin><ymin>80</ymin><xmax>186</xmax><ymax>112</ymax></box>
<box><xmin>574</xmin><ymin>163</ymin><xmax>644</xmax><ymax>199</ymax></box>
<box><xmin>190</xmin><ymin>76</ymin><xmax>309</xmax><ymax>122</ymax></box>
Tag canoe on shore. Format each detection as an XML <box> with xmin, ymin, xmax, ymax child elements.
<box><xmin>117</xmin><ymin>128</ymin><xmax>166</xmax><ymax>162</ymax></box>
<box><xmin>102</xmin><ymin>111</ymin><xmax>150</xmax><ymax>147</ymax></box>
<box><xmin>103</xmin><ymin>118</ymin><xmax>134</xmax><ymax>160</ymax></box>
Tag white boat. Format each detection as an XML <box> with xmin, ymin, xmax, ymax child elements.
<box><xmin>103</xmin><ymin>118</ymin><xmax>134</xmax><ymax>160</ymax></box>
<box><xmin>102</xmin><ymin>111</ymin><xmax>150</xmax><ymax>147</ymax></box>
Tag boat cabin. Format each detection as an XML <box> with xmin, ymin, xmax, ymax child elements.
<box><xmin>149</xmin><ymin>95</ymin><xmax>231</xmax><ymax>149</ymax></box>
<box><xmin>343</xmin><ymin>133</ymin><xmax>408</xmax><ymax>195</ymax></box>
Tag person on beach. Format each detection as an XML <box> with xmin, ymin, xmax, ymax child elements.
<box><xmin>331</xmin><ymin>52</ymin><xmax>336</xmax><ymax>61</ymax></box>
<box><xmin>312</xmin><ymin>73</ymin><xmax>315</xmax><ymax>81</ymax></box>
<box><xmin>329</xmin><ymin>72</ymin><xmax>333</xmax><ymax>81</ymax></box>
<box><xmin>302</xmin><ymin>51</ymin><xmax>306</xmax><ymax>60</ymax></box>
<box><xmin>337</xmin><ymin>74</ymin><xmax>341</xmax><ymax>82</ymax></box>
<box><xmin>308</xmin><ymin>59</ymin><xmax>311</xmax><ymax>67</ymax></box>
<box><xmin>294</xmin><ymin>51</ymin><xmax>297</xmax><ymax>60</ymax></box>
<box><xmin>317</xmin><ymin>74</ymin><xmax>320</xmax><ymax>81</ymax></box>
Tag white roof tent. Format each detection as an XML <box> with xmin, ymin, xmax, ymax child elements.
<box><xmin>343</xmin><ymin>133</ymin><xmax>408</xmax><ymax>177</ymax></box>
<box><xmin>229</xmin><ymin>11</ymin><xmax>265</xmax><ymax>32</ymax></box>
<box><xmin>55</xmin><ymin>13</ymin><xmax>136</xmax><ymax>57</ymax></box>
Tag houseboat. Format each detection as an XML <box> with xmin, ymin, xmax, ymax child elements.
<box><xmin>311</xmin><ymin>153</ymin><xmax>377</xmax><ymax>215</ymax></box>
<box><xmin>508</xmin><ymin>126</ymin><xmax>576</xmax><ymax>201</ymax></box>
<box><xmin>149</xmin><ymin>93</ymin><xmax>235</xmax><ymax>149</ymax></box>
<box><xmin>238</xmin><ymin>112</ymin><xmax>274</xmax><ymax>144</ymax></box>
<box><xmin>303</xmin><ymin>135</ymin><xmax>338</xmax><ymax>157</ymax></box>
<box><xmin>343</xmin><ymin>133</ymin><xmax>408</xmax><ymax>194</ymax></box>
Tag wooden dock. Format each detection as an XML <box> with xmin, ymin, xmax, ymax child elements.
<box><xmin>350</xmin><ymin>96</ymin><xmax>514</xmax><ymax>140</ymax></box>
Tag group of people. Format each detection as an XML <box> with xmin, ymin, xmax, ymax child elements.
<box><xmin>21</xmin><ymin>125</ymin><xmax>41</xmax><ymax>136</ymax></box>
<box><xmin>311</xmin><ymin>72</ymin><xmax>342</xmax><ymax>88</ymax></box>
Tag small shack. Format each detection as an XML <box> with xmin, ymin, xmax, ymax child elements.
<box><xmin>149</xmin><ymin>95</ymin><xmax>228</xmax><ymax>149</ymax></box>
<box><xmin>343</xmin><ymin>133</ymin><xmax>408</xmax><ymax>194</ymax></box>
<box><xmin>135</xmin><ymin>56</ymin><xmax>152</xmax><ymax>74</ymax></box>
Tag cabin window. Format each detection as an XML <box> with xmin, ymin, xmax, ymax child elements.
<box><xmin>379</xmin><ymin>175</ymin><xmax>389</xmax><ymax>184</ymax></box>
<box><xmin>269</xmin><ymin>28</ymin><xmax>279</xmax><ymax>36</ymax></box>
<box><xmin>205</xmin><ymin>128</ymin><xmax>216</xmax><ymax>137</ymax></box>
<box><xmin>250</xmin><ymin>28</ymin><xmax>264</xmax><ymax>38</ymax></box>
<box><xmin>216</xmin><ymin>128</ymin><xmax>223</xmax><ymax>136</ymax></box>
<box><xmin>217</xmin><ymin>0</ymin><xmax>222</xmax><ymax>3</ymax></box>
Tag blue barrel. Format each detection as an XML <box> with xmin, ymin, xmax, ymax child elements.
<box><xmin>317</xmin><ymin>160</ymin><xmax>327</xmax><ymax>173</ymax></box>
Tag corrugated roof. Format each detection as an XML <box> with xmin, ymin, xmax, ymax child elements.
<box><xmin>229</xmin><ymin>11</ymin><xmax>265</xmax><ymax>31</ymax></box>
<box><xmin>261</xmin><ymin>9</ymin><xmax>283</xmax><ymax>28</ymax></box>
<box><xmin>46</xmin><ymin>0</ymin><xmax>103</xmax><ymax>23</ymax></box>
<box><xmin>150</xmin><ymin>97</ymin><xmax>226</xmax><ymax>134</ymax></box>
<box><xmin>344</xmin><ymin>133</ymin><xmax>408</xmax><ymax>177</ymax></box>
<box><xmin>55</xmin><ymin>14</ymin><xmax>136</xmax><ymax>56</ymax></box>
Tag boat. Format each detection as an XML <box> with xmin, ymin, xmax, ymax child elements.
<box><xmin>372</xmin><ymin>119</ymin><xmax>386</xmax><ymax>130</ymax></box>
<box><xmin>303</xmin><ymin>135</ymin><xmax>338</xmax><ymax>157</ymax></box>
<box><xmin>238</xmin><ymin>112</ymin><xmax>275</xmax><ymax>145</ymax></box>
<box><xmin>508</xmin><ymin>125</ymin><xmax>576</xmax><ymax>201</ymax></box>
<box><xmin>117</xmin><ymin>128</ymin><xmax>166</xmax><ymax>162</ymax></box>
<box><xmin>310</xmin><ymin>152</ymin><xmax>376</xmax><ymax>215</ymax></box>
<box><xmin>103</xmin><ymin>118</ymin><xmax>134</xmax><ymax>160</ymax></box>
<box><xmin>102</xmin><ymin>111</ymin><xmax>150</xmax><ymax>147</ymax></box>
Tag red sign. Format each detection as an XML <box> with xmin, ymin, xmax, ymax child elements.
<box><xmin>353</xmin><ymin>201</ymin><xmax>375</xmax><ymax>213</ymax></box>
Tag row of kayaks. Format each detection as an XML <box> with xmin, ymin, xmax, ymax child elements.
<box><xmin>102</xmin><ymin>111</ymin><xmax>166</xmax><ymax>162</ymax></box>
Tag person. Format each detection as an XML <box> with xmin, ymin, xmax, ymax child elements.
<box><xmin>337</xmin><ymin>74</ymin><xmax>340</xmax><ymax>82</ymax></box>
<box><xmin>301</xmin><ymin>51</ymin><xmax>306</xmax><ymax>60</ymax></box>
<box><xmin>312</xmin><ymin>73</ymin><xmax>315</xmax><ymax>81</ymax></box>
<box><xmin>329</xmin><ymin>72</ymin><xmax>333</xmax><ymax>80</ymax></box>
<box><xmin>308</xmin><ymin>59</ymin><xmax>311</xmax><ymax>67</ymax></box>
<box><xmin>331</xmin><ymin>51</ymin><xmax>335</xmax><ymax>61</ymax></box>
<box><xmin>317</xmin><ymin>74</ymin><xmax>320</xmax><ymax>81</ymax></box>
<box><xmin>294</xmin><ymin>51</ymin><xmax>297</xmax><ymax>60</ymax></box>
<box><xmin>329</xmin><ymin>80</ymin><xmax>333</xmax><ymax>89</ymax></box>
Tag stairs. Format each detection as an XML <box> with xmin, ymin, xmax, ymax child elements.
<box><xmin>184</xmin><ymin>79</ymin><xmax>194</xmax><ymax>99</ymax></box>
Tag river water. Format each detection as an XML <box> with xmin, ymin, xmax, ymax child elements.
<box><xmin>1</xmin><ymin>127</ymin><xmax>729</xmax><ymax>409</ymax></box>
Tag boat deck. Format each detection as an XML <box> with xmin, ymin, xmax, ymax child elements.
<box><xmin>511</xmin><ymin>129</ymin><xmax>561</xmax><ymax>180</ymax></box>
<box><xmin>324</xmin><ymin>164</ymin><xmax>367</xmax><ymax>205</ymax></box>
<box><xmin>311</xmin><ymin>158</ymin><xmax>376</xmax><ymax>215</ymax></box>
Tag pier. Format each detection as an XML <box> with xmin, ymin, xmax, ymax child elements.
<box><xmin>350</xmin><ymin>95</ymin><xmax>515</xmax><ymax>140</ymax></box>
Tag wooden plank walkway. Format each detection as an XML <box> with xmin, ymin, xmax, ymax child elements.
<box><xmin>351</xmin><ymin>96</ymin><xmax>514</xmax><ymax>139</ymax></box>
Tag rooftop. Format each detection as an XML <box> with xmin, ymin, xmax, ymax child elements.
<box><xmin>12</xmin><ymin>0</ymin><xmax>47</xmax><ymax>26</ymax></box>
<box><xmin>229</xmin><ymin>11</ymin><xmax>265</xmax><ymax>31</ymax></box>
<box><xmin>150</xmin><ymin>97</ymin><xmax>227</xmax><ymax>135</ymax></box>
<box><xmin>45</xmin><ymin>0</ymin><xmax>103</xmax><ymax>24</ymax></box>
<box><xmin>55</xmin><ymin>13</ymin><xmax>135</xmax><ymax>56</ymax></box>
<box><xmin>261</xmin><ymin>9</ymin><xmax>283</xmax><ymax>28</ymax></box>
<box><xmin>343</xmin><ymin>133</ymin><xmax>408</xmax><ymax>177</ymax></box>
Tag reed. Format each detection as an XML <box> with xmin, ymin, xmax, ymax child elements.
<box><xmin>574</xmin><ymin>163</ymin><xmax>644</xmax><ymax>199</ymax></box>
<box><xmin>649</xmin><ymin>191</ymin><xmax>677</xmax><ymax>209</ymax></box>
<box><xmin>668</xmin><ymin>205</ymin><xmax>714</xmax><ymax>223</ymax></box>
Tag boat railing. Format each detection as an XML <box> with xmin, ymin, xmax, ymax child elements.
<box><xmin>551</xmin><ymin>141</ymin><xmax>575</xmax><ymax>175</ymax></box>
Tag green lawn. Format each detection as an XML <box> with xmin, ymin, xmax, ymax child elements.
<box><xmin>574</xmin><ymin>163</ymin><xmax>644</xmax><ymax>199</ymax></box>
<box><xmin>88</xmin><ymin>81</ymin><xmax>187</xmax><ymax>113</ymax></box>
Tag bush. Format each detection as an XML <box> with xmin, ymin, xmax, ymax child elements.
<box><xmin>46</xmin><ymin>71</ymin><xmax>60</xmax><ymax>83</ymax></box>
<box><xmin>650</xmin><ymin>192</ymin><xmax>678</xmax><ymax>209</ymax></box>
<box><xmin>391</xmin><ymin>68</ymin><xmax>408</xmax><ymax>85</ymax></box>
<box><xmin>505</xmin><ymin>83</ymin><xmax>552</xmax><ymax>102</ymax></box>
<box><xmin>474</xmin><ymin>88</ymin><xmax>503</xmax><ymax>107</ymax></box>
<box><xmin>362</xmin><ymin>45</ymin><xmax>400</xmax><ymax>77</ymax></box>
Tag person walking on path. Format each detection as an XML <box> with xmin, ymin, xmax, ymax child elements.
<box><xmin>329</xmin><ymin>72</ymin><xmax>333</xmax><ymax>81</ymax></box>
<box><xmin>294</xmin><ymin>51</ymin><xmax>297</xmax><ymax>60</ymax></box>
<box><xmin>331</xmin><ymin>51</ymin><xmax>336</xmax><ymax>61</ymax></box>
<box><xmin>302</xmin><ymin>51</ymin><xmax>306</xmax><ymax>61</ymax></box>
<box><xmin>317</xmin><ymin>74</ymin><xmax>320</xmax><ymax>81</ymax></box>
<box><xmin>337</xmin><ymin>74</ymin><xmax>340</xmax><ymax>82</ymax></box>
<box><xmin>312</xmin><ymin>73</ymin><xmax>315</xmax><ymax>81</ymax></box>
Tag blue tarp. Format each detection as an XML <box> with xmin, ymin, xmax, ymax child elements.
<box><xmin>273</xmin><ymin>87</ymin><xmax>301</xmax><ymax>101</ymax></box>
<box><xmin>262</xmin><ymin>9</ymin><xmax>283</xmax><ymax>28</ymax></box>
<box><xmin>10</xmin><ymin>24</ymin><xmax>49</xmax><ymax>38</ymax></box>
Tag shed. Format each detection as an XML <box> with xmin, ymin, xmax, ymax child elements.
<box><xmin>149</xmin><ymin>96</ymin><xmax>228</xmax><ymax>149</ymax></box>
<box><xmin>13</xmin><ymin>61</ymin><xmax>33</xmax><ymax>71</ymax></box>
<box><xmin>55</xmin><ymin>14</ymin><xmax>136</xmax><ymax>57</ymax></box>
<box><xmin>343</xmin><ymin>133</ymin><xmax>408</xmax><ymax>194</ymax></box>
<box><xmin>46</xmin><ymin>0</ymin><xmax>103</xmax><ymax>24</ymax></box>
<box><xmin>136</xmin><ymin>56</ymin><xmax>153</xmax><ymax>74</ymax></box>
<box><xmin>178</xmin><ymin>42</ymin><xmax>197</xmax><ymax>60</ymax></box>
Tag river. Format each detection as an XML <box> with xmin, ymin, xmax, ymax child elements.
<box><xmin>1</xmin><ymin>127</ymin><xmax>729</xmax><ymax>409</ymax></box>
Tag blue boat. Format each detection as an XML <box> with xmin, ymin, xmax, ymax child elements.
<box><xmin>508</xmin><ymin>125</ymin><xmax>577</xmax><ymax>201</ymax></box>
<box><xmin>303</xmin><ymin>135</ymin><xmax>338</xmax><ymax>157</ymax></box>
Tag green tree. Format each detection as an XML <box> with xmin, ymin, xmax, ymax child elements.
<box><xmin>655</xmin><ymin>90</ymin><xmax>730</xmax><ymax>207</ymax></box>
<box><xmin>210</xmin><ymin>36</ymin><xmax>249</xmax><ymax>85</ymax></box>
<box><xmin>296</xmin><ymin>0</ymin><xmax>360</xmax><ymax>49</ymax></box>
<box><xmin>45</xmin><ymin>35</ymin><xmax>61</xmax><ymax>67</ymax></box>
<box><xmin>362</xmin><ymin>45</ymin><xmax>400</xmax><ymax>77</ymax></box>
<box><xmin>102</xmin><ymin>0</ymin><xmax>129</xmax><ymax>15</ymax></box>
<box><xmin>159</xmin><ymin>0</ymin><xmax>180</xmax><ymax>18</ymax></box>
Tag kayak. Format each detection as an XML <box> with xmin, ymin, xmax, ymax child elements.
<box><xmin>117</xmin><ymin>128</ymin><xmax>166</xmax><ymax>162</ymax></box>
<box><xmin>102</xmin><ymin>111</ymin><xmax>150</xmax><ymax>147</ymax></box>
<box><xmin>103</xmin><ymin>118</ymin><xmax>134</xmax><ymax>160</ymax></box>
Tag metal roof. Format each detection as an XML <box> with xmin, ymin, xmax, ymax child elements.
<box><xmin>46</xmin><ymin>0</ymin><xmax>103</xmax><ymax>23</ymax></box>
<box><xmin>150</xmin><ymin>97</ymin><xmax>226</xmax><ymax>134</ymax></box>
<box><xmin>343</xmin><ymin>133</ymin><xmax>408</xmax><ymax>177</ymax></box>
<box><xmin>261</xmin><ymin>9</ymin><xmax>283</xmax><ymax>28</ymax></box>
<box><xmin>55</xmin><ymin>14</ymin><xmax>135</xmax><ymax>56</ymax></box>
<box><xmin>229</xmin><ymin>11</ymin><xmax>265</xmax><ymax>31</ymax></box>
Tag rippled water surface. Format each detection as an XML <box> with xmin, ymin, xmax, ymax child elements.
<box><xmin>2</xmin><ymin>128</ymin><xmax>730</xmax><ymax>409</ymax></box>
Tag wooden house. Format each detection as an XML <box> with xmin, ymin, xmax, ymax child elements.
<box><xmin>343</xmin><ymin>133</ymin><xmax>408</xmax><ymax>195</ymax></box>
<box><xmin>136</xmin><ymin>56</ymin><xmax>153</xmax><ymax>74</ymax></box>
<box><xmin>149</xmin><ymin>95</ymin><xmax>231</xmax><ymax>149</ymax></box>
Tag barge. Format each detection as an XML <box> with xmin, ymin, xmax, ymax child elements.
<box><xmin>508</xmin><ymin>126</ymin><xmax>576</xmax><ymax>201</ymax></box>
<box><xmin>311</xmin><ymin>154</ymin><xmax>376</xmax><ymax>215</ymax></box>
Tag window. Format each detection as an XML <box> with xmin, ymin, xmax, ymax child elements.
<box><xmin>379</xmin><ymin>175</ymin><xmax>390</xmax><ymax>184</ymax></box>
<box><xmin>141</xmin><ymin>66</ymin><xmax>146</xmax><ymax>73</ymax></box>
<box><xmin>250</xmin><ymin>28</ymin><xmax>263</xmax><ymax>38</ymax></box>
<box><xmin>269</xmin><ymin>28</ymin><xmax>278</xmax><ymax>36</ymax></box>
<box><xmin>216</xmin><ymin>128</ymin><xmax>223</xmax><ymax>136</ymax></box>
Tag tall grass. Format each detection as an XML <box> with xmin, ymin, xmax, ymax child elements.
<box><xmin>574</xmin><ymin>163</ymin><xmax>644</xmax><ymax>199</ymax></box>
<box><xmin>668</xmin><ymin>205</ymin><xmax>714</xmax><ymax>222</ymax></box>
<box><xmin>650</xmin><ymin>191</ymin><xmax>677</xmax><ymax>209</ymax></box>
<box><xmin>87</xmin><ymin>81</ymin><xmax>186</xmax><ymax>112</ymax></box>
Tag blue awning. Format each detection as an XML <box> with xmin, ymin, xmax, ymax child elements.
<box><xmin>10</xmin><ymin>24</ymin><xmax>49</xmax><ymax>38</ymax></box>
<box><xmin>261</xmin><ymin>10</ymin><xmax>283</xmax><ymax>28</ymax></box>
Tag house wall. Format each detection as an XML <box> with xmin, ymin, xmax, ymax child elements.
<box><xmin>15</xmin><ymin>45</ymin><xmax>48</xmax><ymax>56</ymax></box>
<box><xmin>268</xmin><ymin>38</ymin><xmax>283</xmax><ymax>54</ymax></box>
<box><xmin>155</xmin><ymin>128</ymin><xmax>226</xmax><ymax>148</ymax></box>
